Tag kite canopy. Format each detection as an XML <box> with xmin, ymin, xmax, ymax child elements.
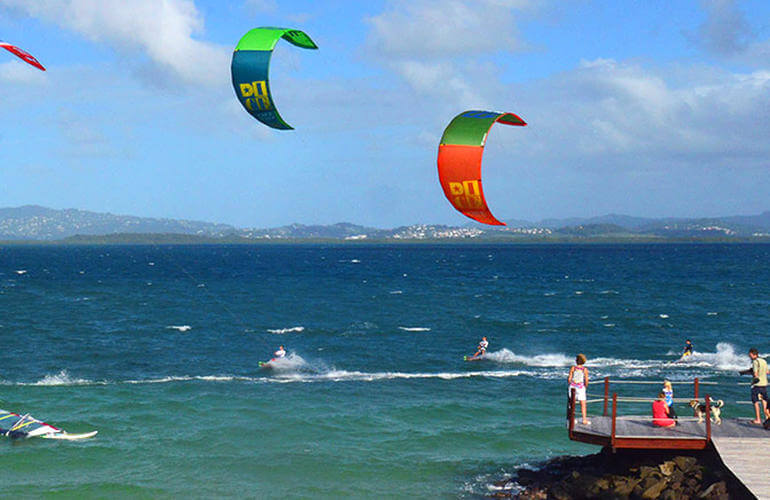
<box><xmin>231</xmin><ymin>27</ymin><xmax>318</xmax><ymax>130</ymax></box>
<box><xmin>0</xmin><ymin>41</ymin><xmax>45</xmax><ymax>71</ymax></box>
<box><xmin>437</xmin><ymin>110</ymin><xmax>527</xmax><ymax>226</ymax></box>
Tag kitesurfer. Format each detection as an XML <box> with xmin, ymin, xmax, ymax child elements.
<box><xmin>273</xmin><ymin>345</ymin><xmax>286</xmax><ymax>360</ymax></box>
<box><xmin>681</xmin><ymin>339</ymin><xmax>694</xmax><ymax>358</ymax></box>
<box><xmin>470</xmin><ymin>337</ymin><xmax>488</xmax><ymax>359</ymax></box>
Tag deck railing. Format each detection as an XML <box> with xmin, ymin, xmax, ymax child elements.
<box><xmin>568</xmin><ymin>377</ymin><xmax>717</xmax><ymax>447</ymax></box>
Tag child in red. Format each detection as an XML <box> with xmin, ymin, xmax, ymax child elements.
<box><xmin>652</xmin><ymin>391</ymin><xmax>676</xmax><ymax>427</ymax></box>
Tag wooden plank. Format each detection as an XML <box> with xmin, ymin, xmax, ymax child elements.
<box><xmin>712</xmin><ymin>436</ymin><xmax>770</xmax><ymax>500</ymax></box>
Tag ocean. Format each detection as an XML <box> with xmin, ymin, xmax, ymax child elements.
<box><xmin>1</xmin><ymin>243</ymin><xmax>768</xmax><ymax>498</ymax></box>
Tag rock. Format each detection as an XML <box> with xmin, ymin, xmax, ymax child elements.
<box><xmin>661</xmin><ymin>489</ymin><xmax>679</xmax><ymax>500</ymax></box>
<box><xmin>698</xmin><ymin>481</ymin><xmax>728</xmax><ymax>499</ymax></box>
<box><xmin>659</xmin><ymin>461</ymin><xmax>676</xmax><ymax>476</ymax></box>
<box><xmin>642</xmin><ymin>478</ymin><xmax>669</xmax><ymax>499</ymax></box>
<box><xmin>516</xmin><ymin>469</ymin><xmax>539</xmax><ymax>486</ymax></box>
<box><xmin>674</xmin><ymin>456</ymin><xmax>697</xmax><ymax>472</ymax></box>
<box><xmin>614</xmin><ymin>477</ymin><xmax>641</xmax><ymax>496</ymax></box>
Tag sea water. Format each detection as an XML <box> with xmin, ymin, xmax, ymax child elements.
<box><xmin>0</xmin><ymin>244</ymin><xmax>768</xmax><ymax>498</ymax></box>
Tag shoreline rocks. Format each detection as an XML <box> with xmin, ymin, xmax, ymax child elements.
<box><xmin>492</xmin><ymin>447</ymin><xmax>754</xmax><ymax>499</ymax></box>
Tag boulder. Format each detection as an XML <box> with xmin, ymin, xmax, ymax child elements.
<box><xmin>659</xmin><ymin>461</ymin><xmax>676</xmax><ymax>476</ymax></box>
<box><xmin>642</xmin><ymin>479</ymin><xmax>669</xmax><ymax>499</ymax></box>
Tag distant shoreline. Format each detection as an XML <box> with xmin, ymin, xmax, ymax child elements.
<box><xmin>2</xmin><ymin>233</ymin><xmax>770</xmax><ymax>246</ymax></box>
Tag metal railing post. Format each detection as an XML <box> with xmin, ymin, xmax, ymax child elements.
<box><xmin>611</xmin><ymin>392</ymin><xmax>618</xmax><ymax>450</ymax></box>
<box><xmin>603</xmin><ymin>377</ymin><xmax>610</xmax><ymax>416</ymax></box>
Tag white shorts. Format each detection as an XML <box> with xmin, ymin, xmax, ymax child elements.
<box><xmin>569</xmin><ymin>386</ymin><xmax>586</xmax><ymax>401</ymax></box>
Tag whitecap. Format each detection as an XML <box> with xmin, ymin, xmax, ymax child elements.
<box><xmin>267</xmin><ymin>326</ymin><xmax>305</xmax><ymax>334</ymax></box>
<box><xmin>397</xmin><ymin>326</ymin><xmax>431</xmax><ymax>332</ymax></box>
<box><xmin>659</xmin><ymin>314</ymin><xmax>669</xmax><ymax>319</ymax></box>
<box><xmin>483</xmin><ymin>348</ymin><xmax>573</xmax><ymax>367</ymax></box>
<box><xmin>167</xmin><ymin>325</ymin><xmax>192</xmax><ymax>332</ymax></box>
<box><xmin>30</xmin><ymin>370</ymin><xmax>95</xmax><ymax>386</ymax></box>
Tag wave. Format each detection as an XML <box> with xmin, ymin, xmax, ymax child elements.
<box><xmin>483</xmin><ymin>348</ymin><xmax>573</xmax><ymax>367</ymax></box>
<box><xmin>27</xmin><ymin>370</ymin><xmax>98</xmax><ymax>386</ymax></box>
<box><xmin>397</xmin><ymin>326</ymin><xmax>431</xmax><ymax>332</ymax></box>
<box><xmin>267</xmin><ymin>326</ymin><xmax>305</xmax><ymax>334</ymax></box>
<box><xmin>482</xmin><ymin>344</ymin><xmax>749</xmax><ymax>373</ymax></box>
<box><xmin>264</xmin><ymin>369</ymin><xmax>537</xmax><ymax>384</ymax></box>
<box><xmin>166</xmin><ymin>325</ymin><xmax>192</xmax><ymax>332</ymax></box>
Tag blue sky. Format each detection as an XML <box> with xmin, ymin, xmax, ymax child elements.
<box><xmin>1</xmin><ymin>0</ymin><xmax>768</xmax><ymax>228</ymax></box>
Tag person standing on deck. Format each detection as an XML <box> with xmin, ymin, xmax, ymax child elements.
<box><xmin>568</xmin><ymin>354</ymin><xmax>590</xmax><ymax>425</ymax></box>
<box><xmin>739</xmin><ymin>348</ymin><xmax>768</xmax><ymax>424</ymax></box>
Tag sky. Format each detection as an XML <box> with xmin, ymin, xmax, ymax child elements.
<box><xmin>0</xmin><ymin>0</ymin><xmax>769</xmax><ymax>228</ymax></box>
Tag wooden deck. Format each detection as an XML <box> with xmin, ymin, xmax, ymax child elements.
<box><xmin>712</xmin><ymin>437</ymin><xmax>770</xmax><ymax>500</ymax></box>
<box><xmin>571</xmin><ymin>416</ymin><xmax>768</xmax><ymax>447</ymax></box>
<box><xmin>567</xmin><ymin>379</ymin><xmax>770</xmax><ymax>499</ymax></box>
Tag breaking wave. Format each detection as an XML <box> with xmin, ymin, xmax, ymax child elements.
<box><xmin>267</xmin><ymin>326</ymin><xmax>305</xmax><ymax>334</ymax></box>
<box><xmin>167</xmin><ymin>325</ymin><xmax>192</xmax><ymax>332</ymax></box>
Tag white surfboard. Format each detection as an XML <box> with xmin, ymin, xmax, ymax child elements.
<box><xmin>41</xmin><ymin>431</ymin><xmax>98</xmax><ymax>440</ymax></box>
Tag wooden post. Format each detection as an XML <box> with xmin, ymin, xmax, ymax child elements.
<box><xmin>705</xmin><ymin>394</ymin><xmax>712</xmax><ymax>442</ymax></box>
<box><xmin>611</xmin><ymin>392</ymin><xmax>618</xmax><ymax>451</ymax></box>
<box><xmin>603</xmin><ymin>377</ymin><xmax>610</xmax><ymax>416</ymax></box>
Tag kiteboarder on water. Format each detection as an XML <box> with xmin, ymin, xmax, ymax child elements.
<box><xmin>681</xmin><ymin>339</ymin><xmax>694</xmax><ymax>359</ymax></box>
<box><xmin>259</xmin><ymin>345</ymin><xmax>286</xmax><ymax>369</ymax></box>
<box><xmin>466</xmin><ymin>337</ymin><xmax>488</xmax><ymax>361</ymax></box>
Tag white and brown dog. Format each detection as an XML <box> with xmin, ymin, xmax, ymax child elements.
<box><xmin>689</xmin><ymin>399</ymin><xmax>723</xmax><ymax>424</ymax></box>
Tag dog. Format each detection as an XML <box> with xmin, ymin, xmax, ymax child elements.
<box><xmin>690</xmin><ymin>399</ymin><xmax>723</xmax><ymax>424</ymax></box>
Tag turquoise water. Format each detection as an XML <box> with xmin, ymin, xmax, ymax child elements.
<box><xmin>1</xmin><ymin>244</ymin><xmax>768</xmax><ymax>497</ymax></box>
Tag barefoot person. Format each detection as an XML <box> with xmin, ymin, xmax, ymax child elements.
<box><xmin>739</xmin><ymin>348</ymin><xmax>768</xmax><ymax>424</ymax></box>
<box><xmin>568</xmin><ymin>354</ymin><xmax>590</xmax><ymax>425</ymax></box>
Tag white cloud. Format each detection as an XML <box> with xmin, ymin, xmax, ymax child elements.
<box><xmin>367</xmin><ymin>0</ymin><xmax>529</xmax><ymax>58</ymax></box>
<box><xmin>694</xmin><ymin>0</ymin><xmax>754</xmax><ymax>56</ymax></box>
<box><xmin>243</xmin><ymin>0</ymin><xmax>277</xmax><ymax>13</ymax></box>
<box><xmin>0</xmin><ymin>60</ymin><xmax>48</xmax><ymax>84</ymax></box>
<box><xmin>514</xmin><ymin>59</ymin><xmax>770</xmax><ymax>165</ymax></box>
<box><xmin>2</xmin><ymin>0</ymin><xmax>229</xmax><ymax>86</ymax></box>
<box><xmin>365</xmin><ymin>0</ymin><xmax>532</xmax><ymax>104</ymax></box>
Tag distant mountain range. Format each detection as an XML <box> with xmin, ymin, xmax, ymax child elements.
<box><xmin>1</xmin><ymin>205</ymin><xmax>769</xmax><ymax>242</ymax></box>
